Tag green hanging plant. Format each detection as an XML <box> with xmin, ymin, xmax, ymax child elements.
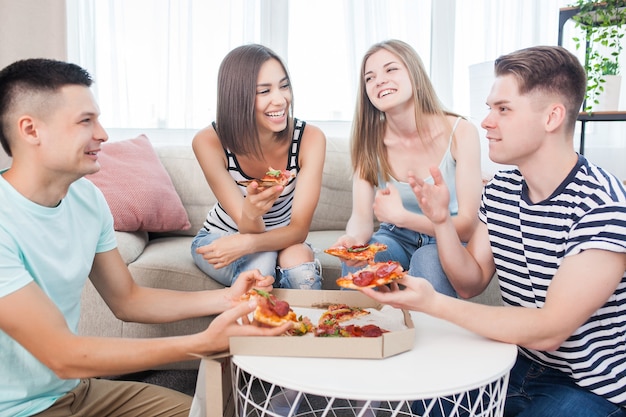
<box><xmin>570</xmin><ymin>0</ymin><xmax>626</xmax><ymax>111</ymax></box>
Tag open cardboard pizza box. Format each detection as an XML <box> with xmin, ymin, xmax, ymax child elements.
<box><xmin>229</xmin><ymin>289</ymin><xmax>415</xmax><ymax>359</ymax></box>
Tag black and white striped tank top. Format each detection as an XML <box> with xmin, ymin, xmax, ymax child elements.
<box><xmin>203</xmin><ymin>119</ymin><xmax>306</xmax><ymax>233</ymax></box>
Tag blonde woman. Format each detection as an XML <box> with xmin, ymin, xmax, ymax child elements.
<box><xmin>332</xmin><ymin>39</ymin><xmax>483</xmax><ymax>297</ymax></box>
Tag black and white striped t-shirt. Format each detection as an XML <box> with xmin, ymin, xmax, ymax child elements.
<box><xmin>203</xmin><ymin>119</ymin><xmax>305</xmax><ymax>233</ymax></box>
<box><xmin>480</xmin><ymin>154</ymin><xmax>626</xmax><ymax>406</ymax></box>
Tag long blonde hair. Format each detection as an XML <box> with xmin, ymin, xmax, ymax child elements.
<box><xmin>351</xmin><ymin>39</ymin><xmax>455</xmax><ymax>186</ymax></box>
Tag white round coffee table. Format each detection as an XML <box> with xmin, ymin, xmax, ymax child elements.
<box><xmin>232</xmin><ymin>312</ymin><xmax>518</xmax><ymax>417</ymax></box>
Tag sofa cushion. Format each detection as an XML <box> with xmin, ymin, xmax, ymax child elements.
<box><xmin>115</xmin><ymin>231</ymin><xmax>149</xmax><ymax>264</ymax></box>
<box><xmin>86</xmin><ymin>135</ymin><xmax>191</xmax><ymax>232</ymax></box>
<box><xmin>154</xmin><ymin>146</ymin><xmax>216</xmax><ymax>236</ymax></box>
<box><xmin>310</xmin><ymin>137</ymin><xmax>353</xmax><ymax>231</ymax></box>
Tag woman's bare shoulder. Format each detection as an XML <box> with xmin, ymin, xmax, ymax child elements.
<box><xmin>192</xmin><ymin>125</ymin><xmax>221</xmax><ymax>150</ymax></box>
<box><xmin>301</xmin><ymin>122</ymin><xmax>326</xmax><ymax>140</ymax></box>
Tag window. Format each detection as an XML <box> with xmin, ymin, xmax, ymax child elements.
<box><xmin>67</xmin><ymin>0</ymin><xmax>572</xmax><ymax>130</ymax></box>
<box><xmin>66</xmin><ymin>0</ymin><xmax>431</xmax><ymax>129</ymax></box>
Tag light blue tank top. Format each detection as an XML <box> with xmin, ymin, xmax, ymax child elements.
<box><xmin>379</xmin><ymin>116</ymin><xmax>461</xmax><ymax>216</ymax></box>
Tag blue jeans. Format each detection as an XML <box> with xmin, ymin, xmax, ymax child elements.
<box><xmin>191</xmin><ymin>228</ymin><xmax>322</xmax><ymax>289</ymax></box>
<box><xmin>411</xmin><ymin>354</ymin><xmax>626</xmax><ymax>417</ymax></box>
<box><xmin>342</xmin><ymin>223</ymin><xmax>457</xmax><ymax>297</ymax></box>
<box><xmin>504</xmin><ymin>353</ymin><xmax>626</xmax><ymax>417</ymax></box>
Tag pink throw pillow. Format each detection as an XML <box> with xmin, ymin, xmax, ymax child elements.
<box><xmin>86</xmin><ymin>135</ymin><xmax>191</xmax><ymax>232</ymax></box>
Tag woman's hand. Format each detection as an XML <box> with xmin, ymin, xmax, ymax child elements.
<box><xmin>241</xmin><ymin>182</ymin><xmax>284</xmax><ymax>221</ymax></box>
<box><xmin>329</xmin><ymin>235</ymin><xmax>370</xmax><ymax>268</ymax></box>
<box><xmin>373</xmin><ymin>183</ymin><xmax>408</xmax><ymax>225</ymax></box>
<box><xmin>196</xmin><ymin>234</ymin><xmax>252</xmax><ymax>269</ymax></box>
<box><xmin>228</xmin><ymin>270</ymin><xmax>275</xmax><ymax>301</ymax></box>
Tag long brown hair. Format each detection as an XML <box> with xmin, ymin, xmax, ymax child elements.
<box><xmin>215</xmin><ymin>44</ymin><xmax>294</xmax><ymax>159</ymax></box>
<box><xmin>351</xmin><ymin>39</ymin><xmax>455</xmax><ymax>186</ymax></box>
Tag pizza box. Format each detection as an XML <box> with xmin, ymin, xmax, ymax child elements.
<box><xmin>229</xmin><ymin>289</ymin><xmax>415</xmax><ymax>359</ymax></box>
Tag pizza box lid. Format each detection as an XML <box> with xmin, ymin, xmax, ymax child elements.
<box><xmin>229</xmin><ymin>289</ymin><xmax>415</xmax><ymax>359</ymax></box>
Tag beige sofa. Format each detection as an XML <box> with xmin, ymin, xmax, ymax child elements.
<box><xmin>76</xmin><ymin>136</ymin><xmax>502</xmax><ymax>369</ymax></box>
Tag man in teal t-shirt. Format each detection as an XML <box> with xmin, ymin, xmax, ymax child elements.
<box><xmin>0</xmin><ymin>59</ymin><xmax>289</xmax><ymax>417</ymax></box>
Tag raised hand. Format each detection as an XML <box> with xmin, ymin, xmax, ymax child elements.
<box><xmin>408</xmin><ymin>167</ymin><xmax>451</xmax><ymax>225</ymax></box>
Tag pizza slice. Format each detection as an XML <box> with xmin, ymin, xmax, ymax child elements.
<box><xmin>342</xmin><ymin>324</ymin><xmax>388</xmax><ymax>338</ymax></box>
<box><xmin>237</xmin><ymin>167</ymin><xmax>296</xmax><ymax>188</ymax></box>
<box><xmin>242</xmin><ymin>289</ymin><xmax>313</xmax><ymax>335</ymax></box>
<box><xmin>315</xmin><ymin>318</ymin><xmax>388</xmax><ymax>338</ymax></box>
<box><xmin>318</xmin><ymin>304</ymin><xmax>370</xmax><ymax>325</ymax></box>
<box><xmin>244</xmin><ymin>289</ymin><xmax>297</xmax><ymax>326</ymax></box>
<box><xmin>324</xmin><ymin>242</ymin><xmax>388</xmax><ymax>262</ymax></box>
<box><xmin>336</xmin><ymin>260</ymin><xmax>406</xmax><ymax>289</ymax></box>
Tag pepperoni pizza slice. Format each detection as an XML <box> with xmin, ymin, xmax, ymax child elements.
<box><xmin>242</xmin><ymin>289</ymin><xmax>313</xmax><ymax>336</ymax></box>
<box><xmin>324</xmin><ymin>243</ymin><xmax>388</xmax><ymax>262</ymax></box>
<box><xmin>243</xmin><ymin>289</ymin><xmax>296</xmax><ymax>327</ymax></box>
<box><xmin>237</xmin><ymin>167</ymin><xmax>296</xmax><ymax>188</ymax></box>
<box><xmin>315</xmin><ymin>319</ymin><xmax>388</xmax><ymax>338</ymax></box>
<box><xmin>336</xmin><ymin>260</ymin><xmax>406</xmax><ymax>289</ymax></box>
<box><xmin>318</xmin><ymin>303</ymin><xmax>370</xmax><ymax>324</ymax></box>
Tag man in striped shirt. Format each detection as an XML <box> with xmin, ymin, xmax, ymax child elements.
<box><xmin>363</xmin><ymin>45</ymin><xmax>626</xmax><ymax>416</ymax></box>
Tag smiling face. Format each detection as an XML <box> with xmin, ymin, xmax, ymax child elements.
<box><xmin>482</xmin><ymin>74</ymin><xmax>548</xmax><ymax>167</ymax></box>
<box><xmin>363</xmin><ymin>49</ymin><xmax>413</xmax><ymax>113</ymax></box>
<box><xmin>255</xmin><ymin>58</ymin><xmax>292</xmax><ymax>137</ymax></box>
<box><xmin>35</xmin><ymin>85</ymin><xmax>108</xmax><ymax>179</ymax></box>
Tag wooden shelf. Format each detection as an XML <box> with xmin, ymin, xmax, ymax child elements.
<box><xmin>578</xmin><ymin>111</ymin><xmax>626</xmax><ymax>121</ymax></box>
<box><xmin>558</xmin><ymin>6</ymin><xmax>626</xmax><ymax>154</ymax></box>
<box><xmin>577</xmin><ymin>111</ymin><xmax>626</xmax><ymax>154</ymax></box>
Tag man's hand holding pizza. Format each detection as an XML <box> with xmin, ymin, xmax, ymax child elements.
<box><xmin>198</xmin><ymin>296</ymin><xmax>292</xmax><ymax>355</ymax></box>
<box><xmin>360</xmin><ymin>275</ymin><xmax>438</xmax><ymax>314</ymax></box>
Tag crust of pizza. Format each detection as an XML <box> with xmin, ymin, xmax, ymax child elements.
<box><xmin>236</xmin><ymin>179</ymin><xmax>282</xmax><ymax>187</ymax></box>
<box><xmin>324</xmin><ymin>243</ymin><xmax>388</xmax><ymax>262</ymax></box>
<box><xmin>237</xmin><ymin>167</ymin><xmax>295</xmax><ymax>188</ymax></box>
<box><xmin>253</xmin><ymin>307</ymin><xmax>298</xmax><ymax>327</ymax></box>
<box><xmin>336</xmin><ymin>261</ymin><xmax>406</xmax><ymax>289</ymax></box>
<box><xmin>318</xmin><ymin>304</ymin><xmax>370</xmax><ymax>324</ymax></box>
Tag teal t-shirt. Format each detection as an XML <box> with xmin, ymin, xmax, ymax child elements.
<box><xmin>0</xmin><ymin>173</ymin><xmax>117</xmax><ymax>417</ymax></box>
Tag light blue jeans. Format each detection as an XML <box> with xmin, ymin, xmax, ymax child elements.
<box><xmin>342</xmin><ymin>223</ymin><xmax>457</xmax><ymax>297</ymax></box>
<box><xmin>191</xmin><ymin>228</ymin><xmax>322</xmax><ymax>289</ymax></box>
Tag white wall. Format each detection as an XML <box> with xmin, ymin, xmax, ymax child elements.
<box><xmin>0</xmin><ymin>0</ymin><xmax>67</xmax><ymax>168</ymax></box>
<box><xmin>0</xmin><ymin>0</ymin><xmax>67</xmax><ymax>68</ymax></box>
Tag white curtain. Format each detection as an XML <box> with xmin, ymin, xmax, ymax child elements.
<box><xmin>67</xmin><ymin>0</ymin><xmax>575</xmax><ymax>129</ymax></box>
<box><xmin>67</xmin><ymin>0</ymin><xmax>265</xmax><ymax>129</ymax></box>
<box><xmin>454</xmin><ymin>0</ymin><xmax>569</xmax><ymax>118</ymax></box>
<box><xmin>286</xmin><ymin>0</ymin><xmax>432</xmax><ymax>121</ymax></box>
